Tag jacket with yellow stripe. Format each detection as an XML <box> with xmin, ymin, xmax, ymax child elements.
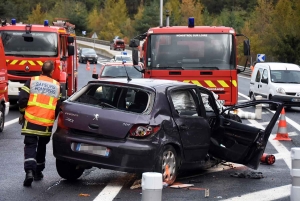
<box><xmin>19</xmin><ymin>78</ymin><xmax>62</xmax><ymax>137</ymax></box>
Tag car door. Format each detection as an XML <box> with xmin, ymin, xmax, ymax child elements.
<box><xmin>199</xmin><ymin>86</ymin><xmax>284</xmax><ymax>169</ymax></box>
<box><xmin>167</xmin><ymin>86</ymin><xmax>211</xmax><ymax>162</ymax></box>
<box><xmin>259</xmin><ymin>69</ymin><xmax>269</xmax><ymax>99</ymax></box>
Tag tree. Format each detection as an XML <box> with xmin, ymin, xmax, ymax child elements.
<box><xmin>27</xmin><ymin>3</ymin><xmax>47</xmax><ymax>24</ymax></box>
<box><xmin>180</xmin><ymin>0</ymin><xmax>204</xmax><ymax>25</ymax></box>
<box><xmin>164</xmin><ymin>0</ymin><xmax>181</xmax><ymax>26</ymax></box>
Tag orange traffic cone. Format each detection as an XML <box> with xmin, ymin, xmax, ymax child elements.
<box><xmin>86</xmin><ymin>61</ymin><xmax>90</xmax><ymax>71</ymax></box>
<box><xmin>274</xmin><ymin>108</ymin><xmax>291</xmax><ymax>141</ymax></box>
<box><xmin>92</xmin><ymin>65</ymin><xmax>96</xmax><ymax>74</ymax></box>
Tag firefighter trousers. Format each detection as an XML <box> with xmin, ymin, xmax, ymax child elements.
<box><xmin>24</xmin><ymin>135</ymin><xmax>50</xmax><ymax>172</ymax></box>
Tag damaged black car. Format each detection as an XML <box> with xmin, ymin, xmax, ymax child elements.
<box><xmin>53</xmin><ymin>78</ymin><xmax>283</xmax><ymax>184</ymax></box>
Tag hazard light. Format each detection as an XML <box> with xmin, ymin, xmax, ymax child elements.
<box><xmin>188</xmin><ymin>17</ymin><xmax>194</xmax><ymax>28</ymax></box>
<box><xmin>44</xmin><ymin>20</ymin><xmax>49</xmax><ymax>26</ymax></box>
<box><xmin>11</xmin><ymin>19</ymin><xmax>16</xmax><ymax>25</ymax></box>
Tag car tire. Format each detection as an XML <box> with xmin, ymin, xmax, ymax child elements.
<box><xmin>268</xmin><ymin>95</ymin><xmax>277</xmax><ymax>110</ymax></box>
<box><xmin>155</xmin><ymin>145</ymin><xmax>178</xmax><ymax>185</ymax></box>
<box><xmin>250</xmin><ymin>92</ymin><xmax>256</xmax><ymax>101</ymax></box>
<box><xmin>0</xmin><ymin>104</ymin><xmax>4</xmax><ymax>132</ymax></box>
<box><xmin>56</xmin><ymin>159</ymin><xmax>84</xmax><ymax>181</ymax></box>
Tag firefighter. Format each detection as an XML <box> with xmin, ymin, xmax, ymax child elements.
<box><xmin>19</xmin><ymin>60</ymin><xmax>62</xmax><ymax>187</ymax></box>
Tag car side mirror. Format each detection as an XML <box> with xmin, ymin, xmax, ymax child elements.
<box><xmin>92</xmin><ymin>74</ymin><xmax>98</xmax><ymax>79</ymax></box>
<box><xmin>68</xmin><ymin>45</ymin><xmax>74</xmax><ymax>56</ymax></box>
<box><xmin>129</xmin><ymin>39</ymin><xmax>139</xmax><ymax>48</ymax></box>
<box><xmin>132</xmin><ymin>49</ymin><xmax>139</xmax><ymax>65</ymax></box>
<box><xmin>237</xmin><ymin>69</ymin><xmax>241</xmax><ymax>74</ymax></box>
<box><xmin>261</xmin><ymin>78</ymin><xmax>268</xmax><ymax>84</ymax></box>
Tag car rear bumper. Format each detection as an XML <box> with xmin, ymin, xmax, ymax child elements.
<box><xmin>271</xmin><ymin>95</ymin><xmax>300</xmax><ymax>106</ymax></box>
<box><xmin>53</xmin><ymin>128</ymin><xmax>160</xmax><ymax>173</ymax></box>
<box><xmin>82</xmin><ymin>58</ymin><xmax>98</xmax><ymax>63</ymax></box>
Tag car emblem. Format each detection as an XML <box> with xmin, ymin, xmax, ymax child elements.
<box><xmin>296</xmin><ymin>92</ymin><xmax>300</xmax><ymax>97</ymax></box>
<box><xmin>93</xmin><ymin>114</ymin><xmax>99</xmax><ymax>120</ymax></box>
<box><xmin>123</xmin><ymin>123</ymin><xmax>130</xmax><ymax>126</ymax></box>
<box><xmin>25</xmin><ymin>66</ymin><xmax>30</xmax><ymax>72</ymax></box>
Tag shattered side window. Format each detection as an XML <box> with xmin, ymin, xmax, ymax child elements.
<box><xmin>171</xmin><ymin>90</ymin><xmax>197</xmax><ymax>116</ymax></box>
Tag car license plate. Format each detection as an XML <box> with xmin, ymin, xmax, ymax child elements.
<box><xmin>88</xmin><ymin>58</ymin><xmax>93</xmax><ymax>60</ymax></box>
<box><xmin>71</xmin><ymin>143</ymin><xmax>110</xmax><ymax>157</ymax></box>
<box><xmin>292</xmin><ymin>98</ymin><xmax>300</xmax><ymax>102</ymax></box>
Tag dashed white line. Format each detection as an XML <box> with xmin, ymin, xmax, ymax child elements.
<box><xmin>4</xmin><ymin>118</ymin><xmax>19</xmax><ymax>127</ymax></box>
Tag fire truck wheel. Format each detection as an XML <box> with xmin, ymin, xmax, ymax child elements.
<box><xmin>0</xmin><ymin>104</ymin><xmax>4</xmax><ymax>132</ymax></box>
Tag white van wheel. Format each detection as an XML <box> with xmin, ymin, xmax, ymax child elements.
<box><xmin>250</xmin><ymin>93</ymin><xmax>256</xmax><ymax>101</ymax></box>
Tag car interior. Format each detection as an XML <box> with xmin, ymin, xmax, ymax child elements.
<box><xmin>74</xmin><ymin>84</ymin><xmax>150</xmax><ymax>114</ymax></box>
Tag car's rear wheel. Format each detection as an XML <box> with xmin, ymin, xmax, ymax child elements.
<box><xmin>56</xmin><ymin>159</ymin><xmax>84</xmax><ymax>181</ymax></box>
<box><xmin>250</xmin><ymin>92</ymin><xmax>256</xmax><ymax>101</ymax></box>
<box><xmin>155</xmin><ymin>145</ymin><xmax>178</xmax><ymax>185</ymax></box>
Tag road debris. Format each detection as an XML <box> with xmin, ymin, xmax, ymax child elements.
<box><xmin>79</xmin><ymin>193</ymin><xmax>90</xmax><ymax>197</ymax></box>
<box><xmin>230</xmin><ymin>171</ymin><xmax>264</xmax><ymax>179</ymax></box>
<box><xmin>130</xmin><ymin>179</ymin><xmax>141</xmax><ymax>189</ymax></box>
<box><xmin>170</xmin><ymin>183</ymin><xmax>194</xmax><ymax>189</ymax></box>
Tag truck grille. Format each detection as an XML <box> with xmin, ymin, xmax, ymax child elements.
<box><xmin>8</xmin><ymin>71</ymin><xmax>41</xmax><ymax>77</ymax></box>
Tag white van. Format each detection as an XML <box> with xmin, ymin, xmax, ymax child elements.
<box><xmin>249</xmin><ymin>62</ymin><xmax>300</xmax><ymax>109</ymax></box>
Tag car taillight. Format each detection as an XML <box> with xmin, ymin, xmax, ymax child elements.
<box><xmin>57</xmin><ymin>111</ymin><xmax>68</xmax><ymax>130</ymax></box>
<box><xmin>129</xmin><ymin>124</ymin><xmax>160</xmax><ymax>138</ymax></box>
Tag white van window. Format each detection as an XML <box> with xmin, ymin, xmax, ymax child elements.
<box><xmin>255</xmin><ymin>68</ymin><xmax>262</xmax><ymax>82</ymax></box>
<box><xmin>262</xmin><ymin>69</ymin><xmax>268</xmax><ymax>80</ymax></box>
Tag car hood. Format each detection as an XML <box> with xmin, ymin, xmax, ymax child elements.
<box><xmin>272</xmin><ymin>83</ymin><xmax>300</xmax><ymax>92</ymax></box>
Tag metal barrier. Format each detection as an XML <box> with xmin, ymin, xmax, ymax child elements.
<box><xmin>291</xmin><ymin>147</ymin><xmax>300</xmax><ymax>201</ymax></box>
<box><xmin>76</xmin><ymin>37</ymin><xmax>252</xmax><ymax>77</ymax></box>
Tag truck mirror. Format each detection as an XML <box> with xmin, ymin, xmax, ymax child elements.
<box><xmin>129</xmin><ymin>39</ymin><xmax>139</xmax><ymax>48</ymax></box>
<box><xmin>68</xmin><ymin>45</ymin><xmax>74</xmax><ymax>56</ymax></box>
<box><xmin>132</xmin><ymin>49</ymin><xmax>139</xmax><ymax>65</ymax></box>
<box><xmin>237</xmin><ymin>69</ymin><xmax>241</xmax><ymax>74</ymax></box>
<box><xmin>68</xmin><ymin>36</ymin><xmax>74</xmax><ymax>43</ymax></box>
<box><xmin>92</xmin><ymin>74</ymin><xmax>98</xmax><ymax>79</ymax></box>
<box><xmin>243</xmin><ymin>40</ymin><xmax>250</xmax><ymax>56</ymax></box>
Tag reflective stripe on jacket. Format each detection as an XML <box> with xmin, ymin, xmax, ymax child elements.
<box><xmin>24</xmin><ymin>75</ymin><xmax>60</xmax><ymax>127</ymax></box>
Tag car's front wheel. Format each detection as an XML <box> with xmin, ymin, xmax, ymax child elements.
<box><xmin>155</xmin><ymin>145</ymin><xmax>179</xmax><ymax>185</ymax></box>
<box><xmin>56</xmin><ymin>159</ymin><xmax>84</xmax><ymax>181</ymax></box>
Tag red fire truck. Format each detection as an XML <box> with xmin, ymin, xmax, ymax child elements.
<box><xmin>0</xmin><ymin>21</ymin><xmax>10</xmax><ymax>131</ymax></box>
<box><xmin>130</xmin><ymin>17</ymin><xmax>250</xmax><ymax>106</ymax></box>
<box><xmin>0</xmin><ymin>18</ymin><xmax>78</xmax><ymax>104</ymax></box>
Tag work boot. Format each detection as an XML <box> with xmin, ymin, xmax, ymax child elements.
<box><xmin>34</xmin><ymin>171</ymin><xmax>44</xmax><ymax>181</ymax></box>
<box><xmin>23</xmin><ymin>170</ymin><xmax>34</xmax><ymax>187</ymax></box>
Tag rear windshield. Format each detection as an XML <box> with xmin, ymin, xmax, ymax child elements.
<box><xmin>70</xmin><ymin>83</ymin><xmax>153</xmax><ymax>114</ymax></box>
<box><xmin>101</xmin><ymin>66</ymin><xmax>143</xmax><ymax>78</ymax></box>
<box><xmin>116</xmin><ymin>41</ymin><xmax>124</xmax><ymax>45</ymax></box>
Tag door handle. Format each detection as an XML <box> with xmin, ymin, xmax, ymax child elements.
<box><xmin>179</xmin><ymin>125</ymin><xmax>189</xmax><ymax>130</ymax></box>
<box><xmin>224</xmin><ymin>121</ymin><xmax>231</xmax><ymax>126</ymax></box>
<box><xmin>89</xmin><ymin>123</ymin><xmax>99</xmax><ymax>129</ymax></box>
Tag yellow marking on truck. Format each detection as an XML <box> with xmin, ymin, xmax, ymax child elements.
<box><xmin>28</xmin><ymin>60</ymin><xmax>36</xmax><ymax>65</ymax></box>
<box><xmin>191</xmin><ymin>80</ymin><xmax>202</xmax><ymax>86</ymax></box>
<box><xmin>10</xmin><ymin>60</ymin><xmax>18</xmax><ymax>65</ymax></box>
<box><xmin>6</xmin><ymin>60</ymin><xmax>9</xmax><ymax>63</ymax></box>
<box><xmin>19</xmin><ymin>60</ymin><xmax>27</xmax><ymax>65</ymax></box>
<box><xmin>217</xmin><ymin>80</ymin><xmax>229</xmax><ymax>87</ymax></box>
<box><xmin>183</xmin><ymin>80</ymin><xmax>190</xmax><ymax>83</ymax></box>
<box><xmin>37</xmin><ymin>61</ymin><xmax>43</xmax><ymax>65</ymax></box>
<box><xmin>231</xmin><ymin>80</ymin><xmax>237</xmax><ymax>87</ymax></box>
<box><xmin>204</xmin><ymin>80</ymin><xmax>216</xmax><ymax>88</ymax></box>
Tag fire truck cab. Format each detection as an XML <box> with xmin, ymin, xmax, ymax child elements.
<box><xmin>0</xmin><ymin>23</ymin><xmax>10</xmax><ymax>131</ymax></box>
<box><xmin>0</xmin><ymin>18</ymin><xmax>78</xmax><ymax>104</ymax></box>
<box><xmin>130</xmin><ymin>17</ymin><xmax>250</xmax><ymax>106</ymax></box>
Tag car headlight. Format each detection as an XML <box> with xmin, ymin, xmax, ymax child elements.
<box><xmin>276</xmin><ymin>87</ymin><xmax>285</xmax><ymax>94</ymax></box>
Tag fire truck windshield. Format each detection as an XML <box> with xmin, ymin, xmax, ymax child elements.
<box><xmin>147</xmin><ymin>33</ymin><xmax>234</xmax><ymax>70</ymax></box>
<box><xmin>0</xmin><ymin>31</ymin><xmax>58</xmax><ymax>57</ymax></box>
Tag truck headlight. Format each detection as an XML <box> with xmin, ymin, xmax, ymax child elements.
<box><xmin>276</xmin><ymin>87</ymin><xmax>285</xmax><ymax>94</ymax></box>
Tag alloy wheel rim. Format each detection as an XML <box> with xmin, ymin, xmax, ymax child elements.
<box><xmin>162</xmin><ymin>150</ymin><xmax>176</xmax><ymax>183</ymax></box>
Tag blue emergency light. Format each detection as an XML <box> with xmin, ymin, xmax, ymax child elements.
<box><xmin>11</xmin><ymin>19</ymin><xmax>16</xmax><ymax>25</ymax></box>
<box><xmin>121</xmin><ymin>51</ymin><xmax>127</xmax><ymax>55</ymax></box>
<box><xmin>44</xmin><ymin>20</ymin><xmax>49</xmax><ymax>26</ymax></box>
<box><xmin>188</xmin><ymin>17</ymin><xmax>194</xmax><ymax>28</ymax></box>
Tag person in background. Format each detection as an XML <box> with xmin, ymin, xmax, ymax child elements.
<box><xmin>19</xmin><ymin>60</ymin><xmax>62</xmax><ymax>187</ymax></box>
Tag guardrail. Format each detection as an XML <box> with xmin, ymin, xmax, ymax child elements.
<box><xmin>76</xmin><ymin>36</ymin><xmax>252</xmax><ymax>77</ymax></box>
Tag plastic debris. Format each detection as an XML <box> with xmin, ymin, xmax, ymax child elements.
<box><xmin>215</xmin><ymin>196</ymin><xmax>223</xmax><ymax>199</ymax></box>
<box><xmin>79</xmin><ymin>193</ymin><xmax>90</xmax><ymax>197</ymax></box>
<box><xmin>230</xmin><ymin>171</ymin><xmax>264</xmax><ymax>179</ymax></box>
<box><xmin>162</xmin><ymin>182</ymin><xmax>169</xmax><ymax>188</ymax></box>
<box><xmin>130</xmin><ymin>179</ymin><xmax>141</xmax><ymax>189</ymax></box>
<box><xmin>170</xmin><ymin>184</ymin><xmax>194</xmax><ymax>189</ymax></box>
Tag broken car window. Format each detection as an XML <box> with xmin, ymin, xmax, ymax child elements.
<box><xmin>171</xmin><ymin>89</ymin><xmax>197</xmax><ymax>116</ymax></box>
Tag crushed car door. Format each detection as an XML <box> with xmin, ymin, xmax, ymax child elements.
<box><xmin>167</xmin><ymin>86</ymin><xmax>211</xmax><ymax>162</ymax></box>
<box><xmin>197</xmin><ymin>87</ymin><xmax>284</xmax><ymax>169</ymax></box>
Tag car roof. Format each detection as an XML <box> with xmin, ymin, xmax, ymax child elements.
<box><xmin>256</xmin><ymin>62</ymin><xmax>300</xmax><ymax>70</ymax></box>
<box><xmin>82</xmin><ymin>48</ymin><xmax>95</xmax><ymax>51</ymax></box>
<box><xmin>88</xmin><ymin>78</ymin><xmax>191</xmax><ymax>89</ymax></box>
<box><xmin>104</xmin><ymin>62</ymin><xmax>137</xmax><ymax>66</ymax></box>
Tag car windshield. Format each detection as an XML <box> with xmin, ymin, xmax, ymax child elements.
<box><xmin>115</xmin><ymin>56</ymin><xmax>132</xmax><ymax>61</ymax></box>
<box><xmin>0</xmin><ymin>31</ymin><xmax>58</xmax><ymax>56</ymax></box>
<box><xmin>147</xmin><ymin>33</ymin><xmax>234</xmax><ymax>70</ymax></box>
<box><xmin>82</xmin><ymin>49</ymin><xmax>96</xmax><ymax>54</ymax></box>
<box><xmin>101</xmin><ymin>66</ymin><xmax>143</xmax><ymax>78</ymax></box>
<box><xmin>271</xmin><ymin>70</ymin><xmax>300</xmax><ymax>83</ymax></box>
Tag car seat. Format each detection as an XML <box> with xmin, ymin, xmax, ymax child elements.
<box><xmin>155</xmin><ymin>45</ymin><xmax>171</xmax><ymax>67</ymax></box>
<box><xmin>127</xmin><ymin>91</ymin><xmax>148</xmax><ymax>113</ymax></box>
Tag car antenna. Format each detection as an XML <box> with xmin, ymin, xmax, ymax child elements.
<box><xmin>122</xmin><ymin>60</ymin><xmax>132</xmax><ymax>82</ymax></box>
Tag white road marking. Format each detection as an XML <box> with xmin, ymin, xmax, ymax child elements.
<box><xmin>221</xmin><ymin>184</ymin><xmax>291</xmax><ymax>201</ymax></box>
<box><xmin>4</xmin><ymin>118</ymin><xmax>19</xmax><ymax>127</ymax></box>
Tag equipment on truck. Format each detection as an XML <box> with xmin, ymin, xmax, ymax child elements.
<box><xmin>0</xmin><ymin>18</ymin><xmax>78</xmax><ymax>104</ymax></box>
<box><xmin>129</xmin><ymin>16</ymin><xmax>250</xmax><ymax>106</ymax></box>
